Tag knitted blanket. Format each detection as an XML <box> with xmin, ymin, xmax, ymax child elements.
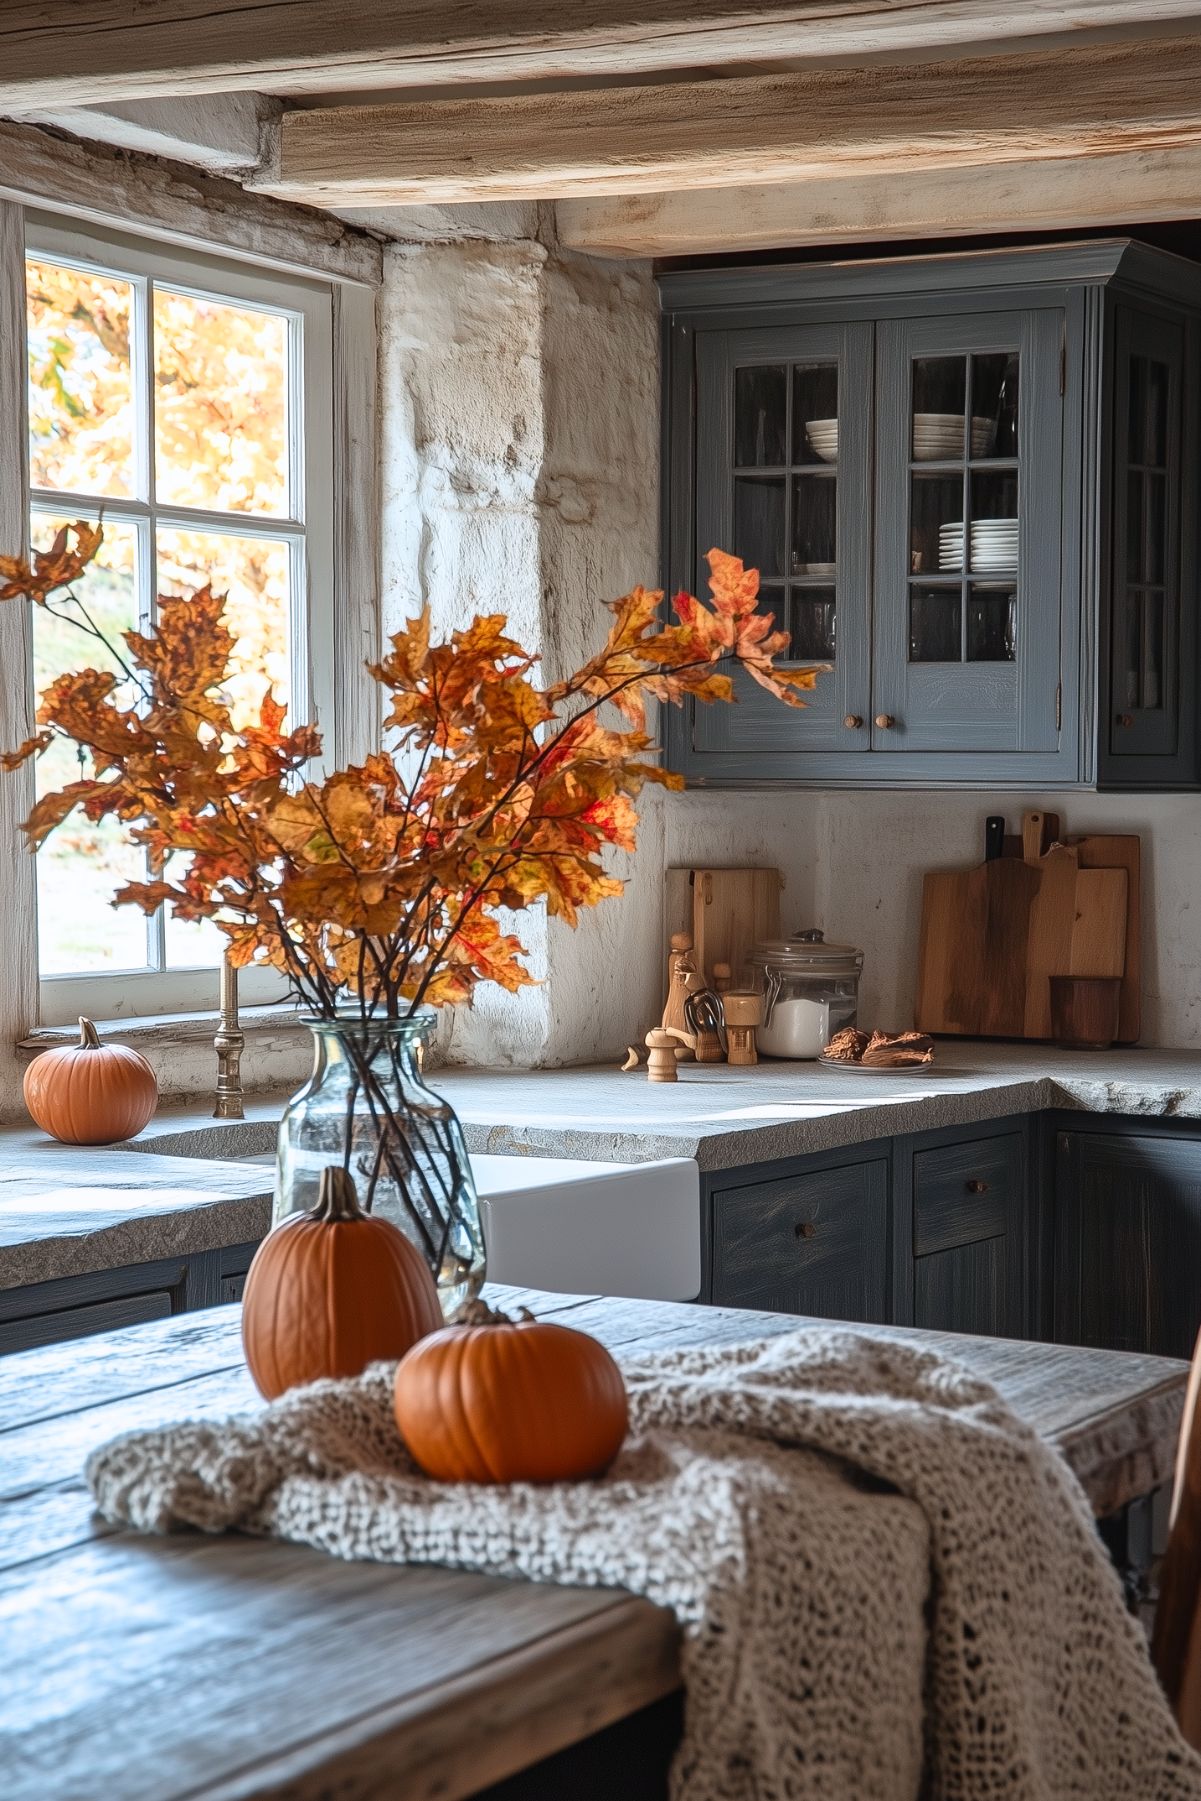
<box><xmin>87</xmin><ymin>1327</ymin><xmax>1201</xmax><ymax>1801</ymax></box>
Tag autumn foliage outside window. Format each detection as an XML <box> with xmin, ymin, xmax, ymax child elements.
<box><xmin>0</xmin><ymin>525</ymin><xmax>822</xmax><ymax>1018</ymax></box>
<box><xmin>24</xmin><ymin>235</ymin><xmax>327</xmax><ymax>992</ymax></box>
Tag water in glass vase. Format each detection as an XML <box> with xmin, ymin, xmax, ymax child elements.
<box><xmin>274</xmin><ymin>1011</ymin><xmax>485</xmax><ymax>1317</ymax></box>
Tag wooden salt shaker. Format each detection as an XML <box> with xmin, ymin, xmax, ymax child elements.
<box><xmin>722</xmin><ymin>991</ymin><xmax>763</xmax><ymax>1067</ymax></box>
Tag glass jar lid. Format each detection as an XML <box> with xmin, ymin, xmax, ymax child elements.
<box><xmin>747</xmin><ymin>927</ymin><xmax>863</xmax><ymax>978</ymax></box>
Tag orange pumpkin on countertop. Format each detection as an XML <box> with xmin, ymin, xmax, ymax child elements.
<box><xmin>394</xmin><ymin>1300</ymin><xmax>629</xmax><ymax>1484</ymax></box>
<box><xmin>23</xmin><ymin>1016</ymin><xmax>158</xmax><ymax>1145</ymax></box>
<box><xmin>242</xmin><ymin>1165</ymin><xmax>442</xmax><ymax>1400</ymax></box>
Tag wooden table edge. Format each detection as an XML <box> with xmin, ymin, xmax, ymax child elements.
<box><xmin>189</xmin><ymin>1589</ymin><xmax>682</xmax><ymax>1801</ymax></box>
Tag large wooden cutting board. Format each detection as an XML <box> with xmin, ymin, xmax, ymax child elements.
<box><xmin>916</xmin><ymin>814</ymin><xmax>1139</xmax><ymax>1042</ymax></box>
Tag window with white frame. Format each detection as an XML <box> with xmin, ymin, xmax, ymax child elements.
<box><xmin>24</xmin><ymin>215</ymin><xmax>335</xmax><ymax>1024</ymax></box>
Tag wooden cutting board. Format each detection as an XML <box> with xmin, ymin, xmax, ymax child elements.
<box><xmin>665</xmin><ymin>865</ymin><xmax>783</xmax><ymax>989</ymax></box>
<box><xmin>916</xmin><ymin>812</ymin><xmax>1138</xmax><ymax>1042</ymax></box>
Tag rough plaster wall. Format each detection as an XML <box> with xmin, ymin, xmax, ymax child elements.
<box><xmin>378</xmin><ymin>236</ymin><xmax>668</xmax><ymax>1066</ymax></box>
<box><xmin>380</xmin><ymin>238</ymin><xmax>553</xmax><ymax>1066</ymax></box>
<box><xmin>538</xmin><ymin>250</ymin><xmax>663</xmax><ymax>1064</ymax></box>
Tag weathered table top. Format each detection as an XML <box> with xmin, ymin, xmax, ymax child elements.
<box><xmin>1</xmin><ymin>1289</ymin><xmax>1188</xmax><ymax>1801</ymax></box>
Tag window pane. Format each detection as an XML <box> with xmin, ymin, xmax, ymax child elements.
<box><xmin>153</xmin><ymin>289</ymin><xmax>289</xmax><ymax>516</ymax></box>
<box><xmin>156</xmin><ymin>528</ymin><xmax>292</xmax><ymax>731</ymax></box>
<box><xmin>162</xmin><ymin>853</ymin><xmax>227</xmax><ymax>972</ymax></box>
<box><xmin>30</xmin><ymin>515</ymin><xmax>149</xmax><ymax>976</ymax></box>
<box><xmin>27</xmin><ymin>258</ymin><xmax>136</xmax><ymax>499</ymax></box>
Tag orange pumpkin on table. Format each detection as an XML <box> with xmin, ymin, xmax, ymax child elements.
<box><xmin>394</xmin><ymin>1300</ymin><xmax>629</xmax><ymax>1484</ymax></box>
<box><xmin>242</xmin><ymin>1166</ymin><xmax>442</xmax><ymax>1400</ymax></box>
<box><xmin>23</xmin><ymin>1016</ymin><xmax>158</xmax><ymax>1145</ymax></box>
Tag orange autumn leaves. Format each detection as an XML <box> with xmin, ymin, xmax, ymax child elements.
<box><xmin>0</xmin><ymin>524</ymin><xmax>822</xmax><ymax>1015</ymax></box>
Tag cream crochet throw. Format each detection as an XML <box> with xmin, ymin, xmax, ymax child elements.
<box><xmin>87</xmin><ymin>1326</ymin><xmax>1201</xmax><ymax>1801</ymax></box>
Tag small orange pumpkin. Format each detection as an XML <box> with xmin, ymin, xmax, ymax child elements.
<box><xmin>394</xmin><ymin>1300</ymin><xmax>629</xmax><ymax>1484</ymax></box>
<box><xmin>23</xmin><ymin>1016</ymin><xmax>158</xmax><ymax>1145</ymax></box>
<box><xmin>242</xmin><ymin>1166</ymin><xmax>442</xmax><ymax>1400</ymax></box>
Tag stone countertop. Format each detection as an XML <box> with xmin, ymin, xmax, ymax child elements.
<box><xmin>0</xmin><ymin>1131</ymin><xmax>273</xmax><ymax>1292</ymax></box>
<box><xmin>7</xmin><ymin>1040</ymin><xmax>1201</xmax><ymax>1292</ymax></box>
<box><xmin>434</xmin><ymin>1039</ymin><xmax>1201</xmax><ymax>1172</ymax></box>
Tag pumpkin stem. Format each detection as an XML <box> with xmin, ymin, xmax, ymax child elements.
<box><xmin>78</xmin><ymin>1017</ymin><xmax>102</xmax><ymax>1050</ymax></box>
<box><xmin>450</xmin><ymin>1298</ymin><xmax>530</xmax><ymax>1328</ymax></box>
<box><xmin>313</xmin><ymin>1166</ymin><xmax>367</xmax><ymax>1223</ymax></box>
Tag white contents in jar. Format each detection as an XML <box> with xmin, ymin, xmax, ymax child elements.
<box><xmin>756</xmin><ymin>995</ymin><xmax>830</xmax><ymax>1060</ymax></box>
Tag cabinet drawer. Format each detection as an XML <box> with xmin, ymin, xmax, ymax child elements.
<box><xmin>913</xmin><ymin>1132</ymin><xmax>1024</xmax><ymax>1256</ymax></box>
<box><xmin>711</xmin><ymin>1158</ymin><xmax>890</xmax><ymax>1323</ymax></box>
<box><xmin>0</xmin><ymin>1290</ymin><xmax>173</xmax><ymax>1357</ymax></box>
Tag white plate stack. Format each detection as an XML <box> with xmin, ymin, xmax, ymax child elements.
<box><xmin>912</xmin><ymin>413</ymin><xmax>995</xmax><ymax>460</ymax></box>
<box><xmin>938</xmin><ymin>518</ymin><xmax>1018</xmax><ymax>572</ymax></box>
<box><xmin>805</xmin><ymin>418</ymin><xmax>838</xmax><ymax>463</ymax></box>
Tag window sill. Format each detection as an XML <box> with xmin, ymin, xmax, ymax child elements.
<box><xmin>18</xmin><ymin>1003</ymin><xmax>305</xmax><ymax>1060</ymax></box>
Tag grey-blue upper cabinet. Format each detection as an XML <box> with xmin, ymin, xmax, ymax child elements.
<box><xmin>659</xmin><ymin>240</ymin><xmax>1201</xmax><ymax>789</ymax></box>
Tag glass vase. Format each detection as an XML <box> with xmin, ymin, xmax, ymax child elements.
<box><xmin>274</xmin><ymin>1011</ymin><xmax>485</xmax><ymax>1317</ymax></box>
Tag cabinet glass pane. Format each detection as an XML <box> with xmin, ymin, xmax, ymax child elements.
<box><xmin>734</xmin><ymin>366</ymin><xmax>787</xmax><ymax>467</ymax></box>
<box><xmin>910</xmin><ymin>585</ymin><xmax>961</xmax><ymax>661</ymax></box>
<box><xmin>1146</xmin><ymin>474</ymin><xmax>1166</xmax><ymax>585</ymax></box>
<box><xmin>790</xmin><ymin>587</ymin><xmax>836</xmax><ymax>661</ymax></box>
<box><xmin>1148</xmin><ymin>362</ymin><xmax>1169</xmax><ymax>467</ymax></box>
<box><xmin>758</xmin><ymin>583</ymin><xmax>788</xmax><ymax>649</ymax></box>
<box><xmin>793</xmin><ymin>363</ymin><xmax>838</xmax><ymax>464</ymax></box>
<box><xmin>911</xmin><ymin>473</ymin><xmax>963</xmax><ymax>575</ymax></box>
<box><xmin>967</xmin><ymin>585</ymin><xmax>1016</xmax><ymax>661</ymax></box>
<box><xmin>969</xmin><ymin>352</ymin><xmax>1017</xmax><ymax>458</ymax></box>
<box><xmin>969</xmin><ymin>470</ymin><xmax>1019</xmax><ymax>574</ymax></box>
<box><xmin>733</xmin><ymin>475</ymin><xmax>785</xmax><ymax>577</ymax></box>
<box><xmin>791</xmin><ymin>473</ymin><xmax>836</xmax><ymax>573</ymax></box>
<box><xmin>1143</xmin><ymin>591</ymin><xmax>1164</xmax><ymax>709</ymax></box>
<box><xmin>912</xmin><ymin>356</ymin><xmax>967</xmax><ymax>459</ymax></box>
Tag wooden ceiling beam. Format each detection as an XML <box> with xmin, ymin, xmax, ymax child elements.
<box><xmin>0</xmin><ymin>3</ymin><xmax>1200</xmax><ymax>106</ymax></box>
<box><xmin>257</xmin><ymin>35</ymin><xmax>1201</xmax><ymax>208</ymax></box>
<box><xmin>555</xmin><ymin>146</ymin><xmax>1201</xmax><ymax>257</ymax></box>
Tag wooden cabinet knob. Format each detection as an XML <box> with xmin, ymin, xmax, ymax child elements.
<box><xmin>843</xmin><ymin>714</ymin><xmax>864</xmax><ymax>729</ymax></box>
<box><xmin>794</xmin><ymin>1220</ymin><xmax>817</xmax><ymax>1239</ymax></box>
<box><xmin>1116</xmin><ymin>712</ymin><xmax>1135</xmax><ymax>728</ymax></box>
<box><xmin>965</xmin><ymin>1178</ymin><xmax>990</xmax><ymax>1194</ymax></box>
<box><xmin>874</xmin><ymin>713</ymin><xmax>896</xmax><ymax>730</ymax></box>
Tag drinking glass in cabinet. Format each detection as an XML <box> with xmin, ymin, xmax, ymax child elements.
<box><xmin>910</xmin><ymin>586</ymin><xmax>961</xmax><ymax>661</ymax></box>
<box><xmin>967</xmin><ymin>586</ymin><xmax>1017</xmax><ymax>661</ymax></box>
<box><xmin>733</xmin><ymin>476</ymin><xmax>785</xmax><ymax>578</ymax></box>
<box><xmin>734</xmin><ymin>366</ymin><xmax>786</xmax><ymax>468</ymax></box>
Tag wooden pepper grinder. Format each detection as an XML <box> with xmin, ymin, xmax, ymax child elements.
<box><xmin>722</xmin><ymin>991</ymin><xmax>763</xmax><ymax>1067</ymax></box>
<box><xmin>662</xmin><ymin>931</ymin><xmax>705</xmax><ymax>1060</ymax></box>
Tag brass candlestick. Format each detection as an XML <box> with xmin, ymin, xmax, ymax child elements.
<box><xmin>213</xmin><ymin>952</ymin><xmax>245</xmax><ymax>1120</ymax></box>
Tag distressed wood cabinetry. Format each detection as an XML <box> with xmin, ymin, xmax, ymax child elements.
<box><xmin>660</xmin><ymin>240</ymin><xmax>1201</xmax><ymax>789</ymax></box>
<box><xmin>1054</xmin><ymin>1126</ymin><xmax>1201</xmax><ymax>1359</ymax></box>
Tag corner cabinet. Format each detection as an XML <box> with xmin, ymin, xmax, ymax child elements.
<box><xmin>660</xmin><ymin>240</ymin><xmax>1201</xmax><ymax>789</ymax></box>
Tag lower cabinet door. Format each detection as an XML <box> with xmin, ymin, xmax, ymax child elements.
<box><xmin>914</xmin><ymin>1239</ymin><xmax>1013</xmax><ymax>1339</ymax></box>
<box><xmin>711</xmin><ymin>1158</ymin><xmax>890</xmax><ymax>1323</ymax></box>
<box><xmin>0</xmin><ymin>1290</ymin><xmax>173</xmax><ymax>1357</ymax></box>
<box><xmin>1055</xmin><ymin>1130</ymin><xmax>1201</xmax><ymax>1359</ymax></box>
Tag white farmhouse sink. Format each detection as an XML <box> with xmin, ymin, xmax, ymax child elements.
<box><xmin>471</xmin><ymin>1153</ymin><xmax>701</xmax><ymax>1303</ymax></box>
<box><xmin>121</xmin><ymin>1119</ymin><xmax>701</xmax><ymax>1304</ymax></box>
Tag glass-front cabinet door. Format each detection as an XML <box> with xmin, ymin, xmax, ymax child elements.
<box><xmin>872</xmin><ymin>311</ymin><xmax>1064</xmax><ymax>755</ymax></box>
<box><xmin>693</xmin><ymin>323</ymin><xmax>872</xmax><ymax>759</ymax></box>
<box><xmin>1108</xmin><ymin>308</ymin><xmax>1186</xmax><ymax>764</ymax></box>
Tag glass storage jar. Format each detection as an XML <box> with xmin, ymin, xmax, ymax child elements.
<box><xmin>745</xmin><ymin>929</ymin><xmax>864</xmax><ymax>1059</ymax></box>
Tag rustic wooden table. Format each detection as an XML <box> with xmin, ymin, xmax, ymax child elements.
<box><xmin>1</xmin><ymin>1288</ymin><xmax>1188</xmax><ymax>1801</ymax></box>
